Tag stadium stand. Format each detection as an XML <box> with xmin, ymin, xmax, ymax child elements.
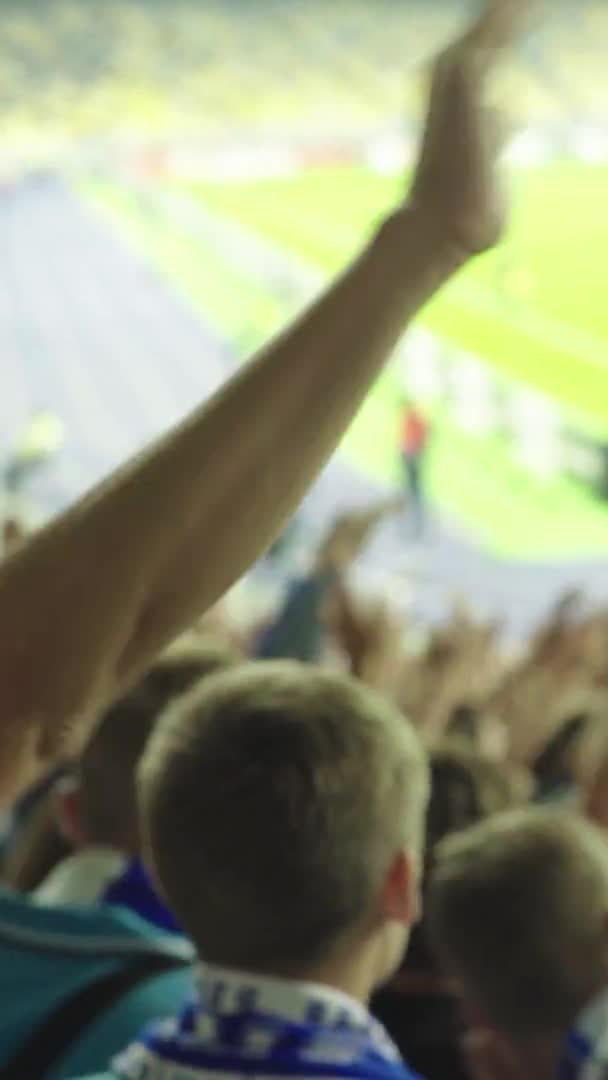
<box><xmin>0</xmin><ymin>0</ymin><xmax>606</xmax><ymax>151</ymax></box>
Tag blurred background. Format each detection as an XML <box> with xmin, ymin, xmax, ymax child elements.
<box><xmin>1</xmin><ymin>0</ymin><xmax>608</xmax><ymax>636</ymax></box>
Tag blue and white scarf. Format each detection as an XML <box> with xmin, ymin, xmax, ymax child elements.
<box><xmin>112</xmin><ymin>965</ymin><xmax>420</xmax><ymax>1080</ymax></box>
<box><xmin>559</xmin><ymin>989</ymin><xmax>608</xmax><ymax>1080</ymax></box>
<box><xmin>37</xmin><ymin>849</ymin><xmax>181</xmax><ymax>935</ymax></box>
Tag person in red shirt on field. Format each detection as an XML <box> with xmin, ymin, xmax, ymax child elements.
<box><xmin>401</xmin><ymin>400</ymin><xmax>430</xmax><ymax>536</ymax></box>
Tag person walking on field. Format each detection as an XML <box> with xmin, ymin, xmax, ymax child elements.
<box><xmin>401</xmin><ymin>400</ymin><xmax>430</xmax><ymax>536</ymax></box>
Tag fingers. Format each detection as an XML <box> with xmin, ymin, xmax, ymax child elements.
<box><xmin>436</xmin><ymin>0</ymin><xmax>536</xmax><ymax>91</ymax></box>
<box><xmin>324</xmin><ymin>499</ymin><xmax>401</xmax><ymax>566</ymax></box>
<box><xmin>411</xmin><ymin>0</ymin><xmax>539</xmax><ymax>253</ymax></box>
<box><xmin>467</xmin><ymin>0</ymin><xmax>529</xmax><ymax>47</ymax></box>
<box><xmin>416</xmin><ymin>0</ymin><xmax>521</xmax><ymax>193</ymax></box>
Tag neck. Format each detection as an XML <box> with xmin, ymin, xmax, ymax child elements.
<box><xmin>264</xmin><ymin>931</ymin><xmax>390</xmax><ymax>1006</ymax></box>
<box><xmin>295</xmin><ymin>960</ymin><xmax>373</xmax><ymax>1007</ymax></box>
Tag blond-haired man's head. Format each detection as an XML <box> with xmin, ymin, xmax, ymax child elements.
<box><xmin>139</xmin><ymin>661</ymin><xmax>428</xmax><ymax>997</ymax></box>
<box><xmin>429</xmin><ymin>808</ymin><xmax>608</xmax><ymax>1046</ymax></box>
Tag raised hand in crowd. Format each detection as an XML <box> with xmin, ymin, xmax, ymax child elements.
<box><xmin>329</xmin><ymin>578</ymin><xmax>405</xmax><ymax>691</ymax></box>
<box><xmin>316</xmin><ymin>497</ymin><xmax>404</xmax><ymax>573</ymax></box>
<box><xmin>257</xmin><ymin>498</ymin><xmax>403</xmax><ymax>664</ymax></box>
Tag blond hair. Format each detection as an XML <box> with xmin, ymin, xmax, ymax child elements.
<box><xmin>429</xmin><ymin>808</ymin><xmax>608</xmax><ymax>1038</ymax></box>
<box><xmin>139</xmin><ymin>661</ymin><xmax>428</xmax><ymax>971</ymax></box>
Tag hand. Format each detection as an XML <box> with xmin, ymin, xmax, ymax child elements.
<box><xmin>329</xmin><ymin>581</ymin><xmax>404</xmax><ymax>690</ymax></box>
<box><xmin>411</xmin><ymin>0</ymin><xmax>531</xmax><ymax>255</ymax></box>
<box><xmin>317</xmin><ymin>498</ymin><xmax>404</xmax><ymax>572</ymax></box>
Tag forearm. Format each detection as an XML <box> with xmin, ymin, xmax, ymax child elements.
<box><xmin>0</xmin><ymin>206</ymin><xmax>463</xmax><ymax>792</ymax></box>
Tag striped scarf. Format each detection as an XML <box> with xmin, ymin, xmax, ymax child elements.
<box><xmin>112</xmin><ymin>965</ymin><xmax>420</xmax><ymax>1080</ymax></box>
<box><xmin>559</xmin><ymin>989</ymin><xmax>608</xmax><ymax>1080</ymax></box>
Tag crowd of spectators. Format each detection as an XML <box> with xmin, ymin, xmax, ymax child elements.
<box><xmin>4</xmin><ymin>503</ymin><xmax>608</xmax><ymax>1079</ymax></box>
<box><xmin>1</xmin><ymin>4</ymin><xmax>608</xmax><ymax>1080</ymax></box>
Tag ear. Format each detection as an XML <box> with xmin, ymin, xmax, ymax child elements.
<box><xmin>381</xmin><ymin>847</ymin><xmax>420</xmax><ymax>927</ymax></box>
<box><xmin>585</xmin><ymin>757</ymin><xmax>608</xmax><ymax>830</ymax></box>
<box><xmin>54</xmin><ymin>778</ymin><xmax>86</xmax><ymax>849</ymax></box>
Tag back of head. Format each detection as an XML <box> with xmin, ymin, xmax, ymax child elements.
<box><xmin>405</xmin><ymin>743</ymin><xmax>518</xmax><ymax>975</ymax></box>
<box><xmin>79</xmin><ymin>637</ymin><xmax>239</xmax><ymax>852</ymax></box>
<box><xmin>426</xmin><ymin>743</ymin><xmax>518</xmax><ymax>855</ymax></box>
<box><xmin>428</xmin><ymin>808</ymin><xmax>608</xmax><ymax>1040</ymax></box>
<box><xmin>371</xmin><ymin>745</ymin><xmax>519</xmax><ymax>1078</ymax></box>
<box><xmin>139</xmin><ymin>661</ymin><xmax>428</xmax><ymax>973</ymax></box>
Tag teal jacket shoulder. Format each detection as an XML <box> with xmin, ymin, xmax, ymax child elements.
<box><xmin>0</xmin><ymin>886</ymin><xmax>194</xmax><ymax>1079</ymax></box>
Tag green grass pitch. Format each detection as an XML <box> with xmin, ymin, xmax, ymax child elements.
<box><xmin>85</xmin><ymin>163</ymin><xmax>608</xmax><ymax>559</ymax></box>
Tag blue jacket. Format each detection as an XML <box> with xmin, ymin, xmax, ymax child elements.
<box><xmin>0</xmin><ymin>886</ymin><xmax>194</xmax><ymax>1078</ymax></box>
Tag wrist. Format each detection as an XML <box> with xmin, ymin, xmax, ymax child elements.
<box><xmin>376</xmin><ymin>203</ymin><xmax>470</xmax><ymax>286</ymax></box>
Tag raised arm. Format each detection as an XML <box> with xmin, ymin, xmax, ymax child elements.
<box><xmin>255</xmin><ymin>500</ymin><xmax>402</xmax><ymax>663</ymax></box>
<box><xmin>0</xmin><ymin>0</ymin><xmax>525</xmax><ymax>801</ymax></box>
